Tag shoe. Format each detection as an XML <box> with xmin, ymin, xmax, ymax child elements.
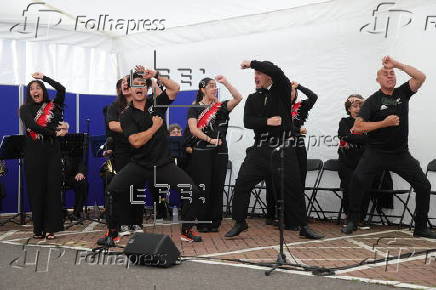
<box><xmin>45</xmin><ymin>233</ymin><xmax>55</xmax><ymax>240</ymax></box>
<box><xmin>96</xmin><ymin>230</ymin><xmax>120</xmax><ymax>246</ymax></box>
<box><xmin>181</xmin><ymin>228</ymin><xmax>202</xmax><ymax>242</ymax></box>
<box><xmin>119</xmin><ymin>225</ymin><xmax>130</xmax><ymax>237</ymax></box>
<box><xmin>341</xmin><ymin>221</ymin><xmax>357</xmax><ymax>234</ymax></box>
<box><xmin>413</xmin><ymin>228</ymin><xmax>436</xmax><ymax>239</ymax></box>
<box><xmin>197</xmin><ymin>226</ymin><xmax>210</xmax><ymax>233</ymax></box>
<box><xmin>130</xmin><ymin>225</ymin><xmax>143</xmax><ymax>233</ymax></box>
<box><xmin>284</xmin><ymin>225</ymin><xmax>300</xmax><ymax>231</ymax></box>
<box><xmin>224</xmin><ymin>221</ymin><xmax>248</xmax><ymax>238</ymax></box>
<box><xmin>358</xmin><ymin>222</ymin><xmax>371</xmax><ymax>230</ymax></box>
<box><xmin>299</xmin><ymin>226</ymin><xmax>324</xmax><ymax>239</ymax></box>
<box><xmin>33</xmin><ymin>232</ymin><xmax>45</xmax><ymax>239</ymax></box>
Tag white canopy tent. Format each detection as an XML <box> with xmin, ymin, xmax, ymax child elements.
<box><xmin>1</xmin><ymin>0</ymin><xmax>435</xmax><ymax>220</ymax></box>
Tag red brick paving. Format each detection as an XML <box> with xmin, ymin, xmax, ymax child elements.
<box><xmin>1</xmin><ymin>216</ymin><xmax>435</xmax><ymax>288</ymax></box>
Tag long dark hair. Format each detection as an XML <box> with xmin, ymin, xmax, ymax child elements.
<box><xmin>24</xmin><ymin>80</ymin><xmax>49</xmax><ymax>104</ymax></box>
<box><xmin>195</xmin><ymin>77</ymin><xmax>214</xmax><ymax>104</ymax></box>
<box><xmin>115</xmin><ymin>77</ymin><xmax>127</xmax><ymax>110</ymax></box>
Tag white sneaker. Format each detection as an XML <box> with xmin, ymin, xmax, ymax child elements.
<box><xmin>131</xmin><ymin>224</ymin><xmax>143</xmax><ymax>233</ymax></box>
<box><xmin>358</xmin><ymin>223</ymin><xmax>371</xmax><ymax>230</ymax></box>
<box><xmin>119</xmin><ymin>225</ymin><xmax>131</xmax><ymax>237</ymax></box>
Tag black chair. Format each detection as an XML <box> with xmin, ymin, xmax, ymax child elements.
<box><xmin>366</xmin><ymin>171</ymin><xmax>412</xmax><ymax>228</ymax></box>
<box><xmin>223</xmin><ymin>160</ymin><xmax>234</xmax><ymax>216</ymax></box>
<box><xmin>409</xmin><ymin>159</ymin><xmax>436</xmax><ymax>229</ymax></box>
<box><xmin>304</xmin><ymin>159</ymin><xmax>324</xmax><ymax>220</ymax></box>
<box><xmin>307</xmin><ymin>159</ymin><xmax>344</xmax><ymax>224</ymax></box>
<box><xmin>248</xmin><ymin>180</ymin><xmax>268</xmax><ymax>218</ymax></box>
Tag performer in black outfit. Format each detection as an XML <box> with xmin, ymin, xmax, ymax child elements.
<box><xmin>338</xmin><ymin>95</ymin><xmax>367</xmax><ymax>222</ymax></box>
<box><xmin>266</xmin><ymin>81</ymin><xmax>318</xmax><ymax>229</ymax></box>
<box><xmin>342</xmin><ymin>56</ymin><xmax>436</xmax><ymax>239</ymax></box>
<box><xmin>57</xmin><ymin>121</ymin><xmax>88</xmax><ymax>219</ymax></box>
<box><xmin>187</xmin><ymin>75</ymin><xmax>243</xmax><ymax>232</ymax></box>
<box><xmin>98</xmin><ymin>68</ymin><xmax>203</xmax><ymax>245</ymax></box>
<box><xmin>19</xmin><ymin>72</ymin><xmax>65</xmax><ymax>239</ymax></box>
<box><xmin>225</xmin><ymin>60</ymin><xmax>323</xmax><ymax>239</ymax></box>
<box><xmin>106</xmin><ymin>75</ymin><xmax>144</xmax><ymax>235</ymax></box>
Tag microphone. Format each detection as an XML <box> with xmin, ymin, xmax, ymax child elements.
<box><xmin>105</xmin><ymin>137</ymin><xmax>113</xmax><ymax>150</ymax></box>
<box><xmin>98</xmin><ymin>137</ymin><xmax>113</xmax><ymax>155</ymax></box>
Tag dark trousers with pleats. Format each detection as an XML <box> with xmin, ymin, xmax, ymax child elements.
<box><xmin>24</xmin><ymin>138</ymin><xmax>64</xmax><ymax>234</ymax></box>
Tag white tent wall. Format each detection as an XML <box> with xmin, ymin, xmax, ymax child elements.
<box><xmin>0</xmin><ymin>38</ymin><xmax>117</xmax><ymax>94</ymax></box>
<box><xmin>117</xmin><ymin>0</ymin><xmax>436</xmax><ymax>221</ymax></box>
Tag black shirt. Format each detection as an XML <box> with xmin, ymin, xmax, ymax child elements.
<box><xmin>244</xmin><ymin>61</ymin><xmax>292</xmax><ymax>146</ymax></box>
<box><xmin>358</xmin><ymin>81</ymin><xmax>414</xmax><ymax>153</ymax></box>
<box><xmin>338</xmin><ymin>117</ymin><xmax>367</xmax><ymax>168</ymax></box>
<box><xmin>187</xmin><ymin>100</ymin><xmax>230</xmax><ymax>151</ymax></box>
<box><xmin>106</xmin><ymin>101</ymin><xmax>132</xmax><ymax>155</ymax></box>
<box><xmin>120</xmin><ymin>91</ymin><xmax>173</xmax><ymax>168</ymax></box>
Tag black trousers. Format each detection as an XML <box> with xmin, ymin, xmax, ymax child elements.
<box><xmin>232</xmin><ymin>145</ymin><xmax>308</xmax><ymax>226</ymax></box>
<box><xmin>24</xmin><ymin>138</ymin><xmax>64</xmax><ymax>234</ymax></box>
<box><xmin>266</xmin><ymin>137</ymin><xmax>307</xmax><ymax>226</ymax></box>
<box><xmin>349</xmin><ymin>148</ymin><xmax>431</xmax><ymax>229</ymax></box>
<box><xmin>189</xmin><ymin>148</ymin><xmax>228</xmax><ymax>228</ymax></box>
<box><xmin>108</xmin><ymin>161</ymin><xmax>200</xmax><ymax>231</ymax></box>
<box><xmin>64</xmin><ymin>176</ymin><xmax>88</xmax><ymax>214</ymax></box>
<box><xmin>113</xmin><ymin>152</ymin><xmax>144</xmax><ymax>226</ymax></box>
<box><xmin>339</xmin><ymin>161</ymin><xmax>373</xmax><ymax>221</ymax></box>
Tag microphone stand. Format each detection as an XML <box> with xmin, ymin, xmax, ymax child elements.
<box><xmin>265</xmin><ymin>140</ymin><xmax>286</xmax><ymax>276</ymax></box>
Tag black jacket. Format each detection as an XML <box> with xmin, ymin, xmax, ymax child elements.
<box><xmin>244</xmin><ymin>60</ymin><xmax>292</xmax><ymax>146</ymax></box>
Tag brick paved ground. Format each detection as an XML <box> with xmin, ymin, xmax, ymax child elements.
<box><xmin>1</xmin><ymin>215</ymin><xmax>435</xmax><ymax>288</ymax></box>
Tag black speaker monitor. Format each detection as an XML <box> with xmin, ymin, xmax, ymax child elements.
<box><xmin>123</xmin><ymin>233</ymin><xmax>181</xmax><ymax>268</ymax></box>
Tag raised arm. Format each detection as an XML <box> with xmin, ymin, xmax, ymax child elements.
<box><xmin>382</xmin><ymin>56</ymin><xmax>426</xmax><ymax>92</ymax></box>
<box><xmin>215</xmin><ymin>75</ymin><xmax>243</xmax><ymax>111</ymax></box>
<box><xmin>136</xmin><ymin>66</ymin><xmax>180</xmax><ymax>100</ymax></box>
<box><xmin>32</xmin><ymin>72</ymin><xmax>66</xmax><ymax>104</ymax></box>
<box><xmin>243</xmin><ymin>60</ymin><xmax>288</xmax><ymax>84</ymax></box>
<box><xmin>297</xmin><ymin>83</ymin><xmax>318</xmax><ymax>109</ymax></box>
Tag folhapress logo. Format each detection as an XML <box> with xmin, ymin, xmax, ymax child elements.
<box><xmin>9</xmin><ymin>2</ymin><xmax>63</xmax><ymax>38</ymax></box>
<box><xmin>74</xmin><ymin>15</ymin><xmax>166</xmax><ymax>35</ymax></box>
<box><xmin>10</xmin><ymin>2</ymin><xmax>166</xmax><ymax>39</ymax></box>
<box><xmin>360</xmin><ymin>2</ymin><xmax>413</xmax><ymax>38</ymax></box>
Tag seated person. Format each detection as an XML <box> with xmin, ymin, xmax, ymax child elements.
<box><xmin>57</xmin><ymin>122</ymin><xmax>88</xmax><ymax>220</ymax></box>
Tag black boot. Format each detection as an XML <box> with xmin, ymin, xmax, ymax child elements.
<box><xmin>341</xmin><ymin>221</ymin><xmax>357</xmax><ymax>234</ymax></box>
<box><xmin>224</xmin><ymin>221</ymin><xmax>248</xmax><ymax>237</ymax></box>
<box><xmin>413</xmin><ymin>227</ymin><xmax>436</xmax><ymax>239</ymax></box>
<box><xmin>299</xmin><ymin>225</ymin><xmax>324</xmax><ymax>239</ymax></box>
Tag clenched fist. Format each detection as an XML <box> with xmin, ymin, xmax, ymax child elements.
<box><xmin>32</xmin><ymin>72</ymin><xmax>44</xmax><ymax>79</ymax></box>
<box><xmin>383</xmin><ymin>115</ymin><xmax>400</xmax><ymax>127</ymax></box>
<box><xmin>267</xmin><ymin>116</ymin><xmax>282</xmax><ymax>126</ymax></box>
<box><xmin>151</xmin><ymin>116</ymin><xmax>164</xmax><ymax>130</ymax></box>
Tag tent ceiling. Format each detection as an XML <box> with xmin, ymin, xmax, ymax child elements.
<box><xmin>1</xmin><ymin>0</ymin><xmax>332</xmax><ymax>39</ymax></box>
